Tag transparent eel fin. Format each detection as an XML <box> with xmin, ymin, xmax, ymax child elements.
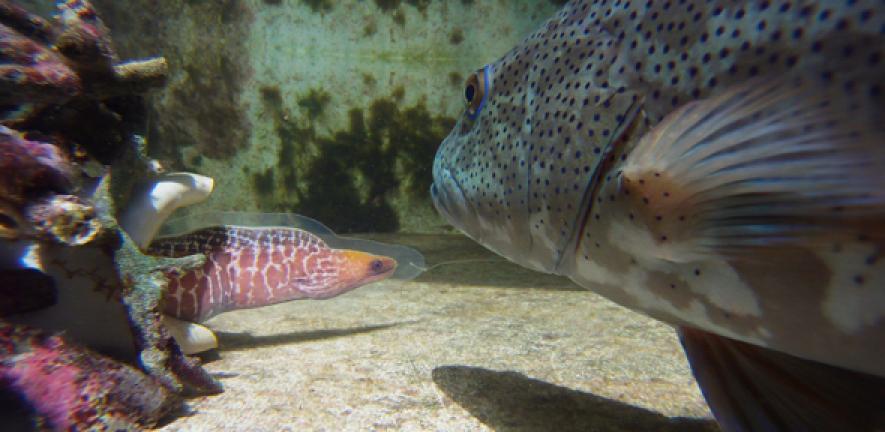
<box><xmin>158</xmin><ymin>211</ymin><xmax>427</xmax><ymax>280</ymax></box>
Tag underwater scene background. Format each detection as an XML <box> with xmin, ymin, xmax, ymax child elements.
<box><xmin>5</xmin><ymin>0</ymin><xmax>885</xmax><ymax>429</ymax></box>
<box><xmin>24</xmin><ymin>0</ymin><xmax>569</xmax><ymax>233</ymax></box>
<box><xmin>0</xmin><ymin>0</ymin><xmax>720</xmax><ymax>430</ymax></box>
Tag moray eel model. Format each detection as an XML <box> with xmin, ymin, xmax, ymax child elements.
<box><xmin>148</xmin><ymin>212</ymin><xmax>425</xmax><ymax>355</ymax></box>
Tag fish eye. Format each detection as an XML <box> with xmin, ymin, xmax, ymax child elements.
<box><xmin>370</xmin><ymin>259</ymin><xmax>385</xmax><ymax>273</ymax></box>
<box><xmin>465</xmin><ymin>73</ymin><xmax>481</xmax><ymax>108</ymax></box>
<box><xmin>464</xmin><ymin>64</ymin><xmax>490</xmax><ymax>120</ymax></box>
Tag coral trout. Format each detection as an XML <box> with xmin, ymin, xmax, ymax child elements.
<box><xmin>432</xmin><ymin>1</ymin><xmax>885</xmax><ymax>430</ymax></box>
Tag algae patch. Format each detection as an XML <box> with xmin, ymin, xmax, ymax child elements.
<box><xmin>297</xmin><ymin>89</ymin><xmax>332</xmax><ymax>121</ymax></box>
<box><xmin>449</xmin><ymin>28</ymin><xmax>464</xmax><ymax>45</ymax></box>
<box><xmin>301</xmin><ymin>0</ymin><xmax>333</xmax><ymax>13</ymax></box>
<box><xmin>448</xmin><ymin>71</ymin><xmax>464</xmax><ymax>88</ymax></box>
<box><xmin>374</xmin><ymin>0</ymin><xmax>433</xmax><ymax>13</ymax></box>
<box><xmin>256</xmin><ymin>86</ymin><xmax>454</xmax><ymax>233</ymax></box>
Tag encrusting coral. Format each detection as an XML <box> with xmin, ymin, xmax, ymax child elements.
<box><xmin>0</xmin><ymin>125</ymin><xmax>98</xmax><ymax>245</ymax></box>
<box><xmin>0</xmin><ymin>321</ymin><xmax>180</xmax><ymax>430</ymax></box>
<box><xmin>0</xmin><ymin>0</ymin><xmax>167</xmax><ymax>115</ymax></box>
<box><xmin>0</xmin><ymin>0</ymin><xmax>224</xmax><ymax>429</ymax></box>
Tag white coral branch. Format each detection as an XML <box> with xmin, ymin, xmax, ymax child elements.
<box><xmin>119</xmin><ymin>172</ymin><xmax>214</xmax><ymax>249</ymax></box>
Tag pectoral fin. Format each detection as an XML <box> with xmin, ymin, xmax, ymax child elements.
<box><xmin>619</xmin><ymin>77</ymin><xmax>885</xmax><ymax>258</ymax></box>
<box><xmin>679</xmin><ymin>327</ymin><xmax>885</xmax><ymax>432</ymax></box>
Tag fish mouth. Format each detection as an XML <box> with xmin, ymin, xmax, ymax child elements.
<box><xmin>429</xmin><ymin>182</ymin><xmax>447</xmax><ymax>217</ymax></box>
<box><xmin>430</xmin><ymin>168</ymin><xmax>474</xmax><ymax>234</ymax></box>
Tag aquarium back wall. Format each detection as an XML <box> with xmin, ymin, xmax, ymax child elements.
<box><xmin>67</xmin><ymin>0</ymin><xmax>562</xmax><ymax>233</ymax></box>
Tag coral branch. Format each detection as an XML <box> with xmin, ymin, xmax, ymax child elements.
<box><xmin>93</xmin><ymin>176</ymin><xmax>222</xmax><ymax>395</ymax></box>
<box><xmin>54</xmin><ymin>0</ymin><xmax>116</xmax><ymax>75</ymax></box>
<box><xmin>120</xmin><ymin>172</ymin><xmax>215</xmax><ymax>249</ymax></box>
<box><xmin>1</xmin><ymin>0</ymin><xmax>166</xmax><ymax>116</ymax></box>
<box><xmin>84</xmin><ymin>57</ymin><xmax>169</xmax><ymax>99</ymax></box>
<box><xmin>0</xmin><ymin>1</ymin><xmax>56</xmax><ymax>44</ymax></box>
<box><xmin>0</xmin><ymin>23</ymin><xmax>81</xmax><ymax>106</ymax></box>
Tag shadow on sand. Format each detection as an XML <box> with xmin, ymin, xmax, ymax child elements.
<box><xmin>432</xmin><ymin>365</ymin><xmax>719</xmax><ymax>432</ymax></box>
<box><xmin>213</xmin><ymin>322</ymin><xmax>406</xmax><ymax>352</ymax></box>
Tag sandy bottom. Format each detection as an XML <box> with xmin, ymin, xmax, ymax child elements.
<box><xmin>160</xmin><ymin>234</ymin><xmax>717</xmax><ymax>431</ymax></box>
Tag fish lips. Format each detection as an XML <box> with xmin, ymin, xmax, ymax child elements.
<box><xmin>430</xmin><ymin>168</ymin><xmax>475</xmax><ymax>235</ymax></box>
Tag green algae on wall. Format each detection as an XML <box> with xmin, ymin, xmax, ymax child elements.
<box><xmin>299</xmin><ymin>0</ymin><xmax>333</xmax><ymax>14</ymax></box>
<box><xmin>253</xmin><ymin>85</ymin><xmax>454</xmax><ymax>233</ymax></box>
<box><xmin>230</xmin><ymin>0</ymin><xmax>559</xmax><ymax>233</ymax></box>
<box><xmin>76</xmin><ymin>0</ymin><xmax>561</xmax><ymax>233</ymax></box>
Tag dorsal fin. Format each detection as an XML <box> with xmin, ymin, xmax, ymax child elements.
<box><xmin>147</xmin><ymin>226</ymin><xmax>326</xmax><ymax>258</ymax></box>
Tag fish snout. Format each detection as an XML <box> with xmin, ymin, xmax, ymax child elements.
<box><xmin>430</xmin><ymin>182</ymin><xmax>446</xmax><ymax>218</ymax></box>
<box><xmin>340</xmin><ymin>250</ymin><xmax>397</xmax><ymax>280</ymax></box>
<box><xmin>430</xmin><ymin>168</ymin><xmax>474</xmax><ymax>234</ymax></box>
<box><xmin>306</xmin><ymin>250</ymin><xmax>397</xmax><ymax>300</ymax></box>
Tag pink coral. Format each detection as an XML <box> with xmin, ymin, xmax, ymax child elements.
<box><xmin>0</xmin><ymin>5</ymin><xmax>81</xmax><ymax>107</ymax></box>
<box><xmin>0</xmin><ymin>125</ymin><xmax>73</xmax><ymax>204</ymax></box>
<box><xmin>0</xmin><ymin>125</ymin><xmax>99</xmax><ymax>245</ymax></box>
<box><xmin>0</xmin><ymin>0</ymin><xmax>220</xmax><ymax>429</ymax></box>
<box><xmin>0</xmin><ymin>322</ymin><xmax>180</xmax><ymax>430</ymax></box>
<box><xmin>1</xmin><ymin>0</ymin><xmax>166</xmax><ymax>119</ymax></box>
<box><xmin>0</xmin><ymin>0</ymin><xmax>167</xmax><ymax>245</ymax></box>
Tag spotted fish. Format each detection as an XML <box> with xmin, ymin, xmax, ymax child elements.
<box><xmin>149</xmin><ymin>226</ymin><xmax>397</xmax><ymax>322</ymax></box>
<box><xmin>432</xmin><ymin>1</ymin><xmax>885</xmax><ymax>430</ymax></box>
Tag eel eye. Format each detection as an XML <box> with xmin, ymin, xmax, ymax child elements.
<box><xmin>464</xmin><ymin>66</ymin><xmax>488</xmax><ymax>120</ymax></box>
<box><xmin>370</xmin><ymin>259</ymin><xmax>385</xmax><ymax>273</ymax></box>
